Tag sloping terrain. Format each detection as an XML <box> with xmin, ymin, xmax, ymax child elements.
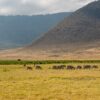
<box><xmin>0</xmin><ymin>1</ymin><xmax>100</xmax><ymax>60</ymax></box>
<box><xmin>30</xmin><ymin>1</ymin><xmax>100</xmax><ymax>50</ymax></box>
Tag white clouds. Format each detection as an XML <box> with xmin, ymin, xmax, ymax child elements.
<box><xmin>0</xmin><ymin>7</ymin><xmax>12</xmax><ymax>15</ymax></box>
<box><xmin>0</xmin><ymin>0</ymin><xmax>95</xmax><ymax>15</ymax></box>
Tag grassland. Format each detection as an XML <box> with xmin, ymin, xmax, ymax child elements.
<box><xmin>0</xmin><ymin>61</ymin><xmax>100</xmax><ymax>100</ymax></box>
<box><xmin>0</xmin><ymin>60</ymin><xmax>100</xmax><ymax>65</ymax></box>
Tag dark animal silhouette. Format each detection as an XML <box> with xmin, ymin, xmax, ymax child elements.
<box><xmin>60</xmin><ymin>65</ymin><xmax>66</xmax><ymax>69</ymax></box>
<box><xmin>35</xmin><ymin>66</ymin><xmax>42</xmax><ymax>69</ymax></box>
<box><xmin>77</xmin><ymin>66</ymin><xmax>82</xmax><ymax>69</ymax></box>
<box><xmin>52</xmin><ymin>65</ymin><xmax>66</xmax><ymax>69</ymax></box>
<box><xmin>67</xmin><ymin>65</ymin><xmax>75</xmax><ymax>70</ymax></box>
<box><xmin>23</xmin><ymin>64</ymin><xmax>26</xmax><ymax>67</ymax></box>
<box><xmin>92</xmin><ymin>65</ymin><xmax>98</xmax><ymax>69</ymax></box>
<box><xmin>27</xmin><ymin>66</ymin><xmax>33</xmax><ymax>70</ymax></box>
<box><xmin>83</xmin><ymin>65</ymin><xmax>91</xmax><ymax>69</ymax></box>
<box><xmin>17</xmin><ymin>59</ymin><xmax>21</xmax><ymax>61</ymax></box>
<box><xmin>52</xmin><ymin>66</ymin><xmax>58</xmax><ymax>69</ymax></box>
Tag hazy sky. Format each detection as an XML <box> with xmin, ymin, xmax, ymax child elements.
<box><xmin>0</xmin><ymin>0</ymin><xmax>95</xmax><ymax>15</ymax></box>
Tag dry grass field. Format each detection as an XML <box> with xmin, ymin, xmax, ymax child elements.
<box><xmin>0</xmin><ymin>47</ymin><xmax>100</xmax><ymax>60</ymax></box>
<box><xmin>0</xmin><ymin>64</ymin><xmax>100</xmax><ymax>100</ymax></box>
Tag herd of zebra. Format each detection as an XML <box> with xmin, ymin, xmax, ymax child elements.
<box><xmin>24</xmin><ymin>64</ymin><xmax>99</xmax><ymax>70</ymax></box>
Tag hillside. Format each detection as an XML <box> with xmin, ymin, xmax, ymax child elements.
<box><xmin>30</xmin><ymin>0</ymin><xmax>100</xmax><ymax>51</ymax></box>
<box><xmin>0</xmin><ymin>1</ymin><xmax>100</xmax><ymax>60</ymax></box>
<box><xmin>0</xmin><ymin>12</ymin><xmax>70</xmax><ymax>49</ymax></box>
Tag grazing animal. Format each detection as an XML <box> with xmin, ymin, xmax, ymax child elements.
<box><xmin>57</xmin><ymin>65</ymin><xmax>64</xmax><ymax>69</ymax></box>
<box><xmin>83</xmin><ymin>65</ymin><xmax>91</xmax><ymax>69</ymax></box>
<box><xmin>60</xmin><ymin>65</ymin><xmax>66</xmax><ymax>69</ymax></box>
<box><xmin>77</xmin><ymin>66</ymin><xmax>82</xmax><ymax>69</ymax></box>
<box><xmin>17</xmin><ymin>59</ymin><xmax>21</xmax><ymax>61</ymax></box>
<box><xmin>56</xmin><ymin>65</ymin><xmax>65</xmax><ymax>69</ymax></box>
<box><xmin>27</xmin><ymin>66</ymin><xmax>33</xmax><ymax>70</ymax></box>
<box><xmin>52</xmin><ymin>65</ymin><xmax>66</xmax><ymax>69</ymax></box>
<box><xmin>67</xmin><ymin>65</ymin><xmax>75</xmax><ymax>70</ymax></box>
<box><xmin>52</xmin><ymin>66</ymin><xmax>58</xmax><ymax>69</ymax></box>
<box><xmin>23</xmin><ymin>64</ymin><xmax>26</xmax><ymax>67</ymax></box>
<box><xmin>92</xmin><ymin>65</ymin><xmax>98</xmax><ymax>69</ymax></box>
<box><xmin>35</xmin><ymin>66</ymin><xmax>42</xmax><ymax>69</ymax></box>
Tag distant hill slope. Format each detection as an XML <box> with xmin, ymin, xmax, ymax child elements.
<box><xmin>0</xmin><ymin>1</ymin><xmax>100</xmax><ymax>60</ymax></box>
<box><xmin>31</xmin><ymin>0</ymin><xmax>100</xmax><ymax>51</ymax></box>
<box><xmin>0</xmin><ymin>12</ymin><xmax>70</xmax><ymax>49</ymax></box>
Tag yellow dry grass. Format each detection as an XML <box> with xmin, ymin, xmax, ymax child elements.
<box><xmin>0</xmin><ymin>64</ymin><xmax>100</xmax><ymax>100</ymax></box>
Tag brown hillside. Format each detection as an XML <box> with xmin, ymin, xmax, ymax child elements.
<box><xmin>30</xmin><ymin>0</ymin><xmax>100</xmax><ymax>51</ymax></box>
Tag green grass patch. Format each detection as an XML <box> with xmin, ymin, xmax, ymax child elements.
<box><xmin>0</xmin><ymin>60</ymin><xmax>100</xmax><ymax>65</ymax></box>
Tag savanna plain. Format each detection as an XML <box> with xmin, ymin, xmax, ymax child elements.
<box><xmin>0</xmin><ymin>61</ymin><xmax>100</xmax><ymax>100</ymax></box>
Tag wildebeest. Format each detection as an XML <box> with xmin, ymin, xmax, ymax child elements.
<box><xmin>57</xmin><ymin>65</ymin><xmax>66</xmax><ymax>69</ymax></box>
<box><xmin>23</xmin><ymin>64</ymin><xmax>26</xmax><ymax>67</ymax></box>
<box><xmin>27</xmin><ymin>66</ymin><xmax>33</xmax><ymax>70</ymax></box>
<box><xmin>52</xmin><ymin>65</ymin><xmax>66</xmax><ymax>69</ymax></box>
<box><xmin>60</xmin><ymin>65</ymin><xmax>66</xmax><ymax>69</ymax></box>
<box><xmin>83</xmin><ymin>65</ymin><xmax>91</xmax><ymax>69</ymax></box>
<box><xmin>77</xmin><ymin>66</ymin><xmax>82</xmax><ymax>69</ymax></box>
<box><xmin>66</xmin><ymin>65</ymin><xmax>75</xmax><ymax>70</ymax></box>
<box><xmin>17</xmin><ymin>59</ymin><xmax>21</xmax><ymax>61</ymax></box>
<box><xmin>35</xmin><ymin>66</ymin><xmax>42</xmax><ymax>69</ymax></box>
<box><xmin>52</xmin><ymin>66</ymin><xmax>58</xmax><ymax>69</ymax></box>
<box><xmin>92</xmin><ymin>65</ymin><xmax>98</xmax><ymax>69</ymax></box>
